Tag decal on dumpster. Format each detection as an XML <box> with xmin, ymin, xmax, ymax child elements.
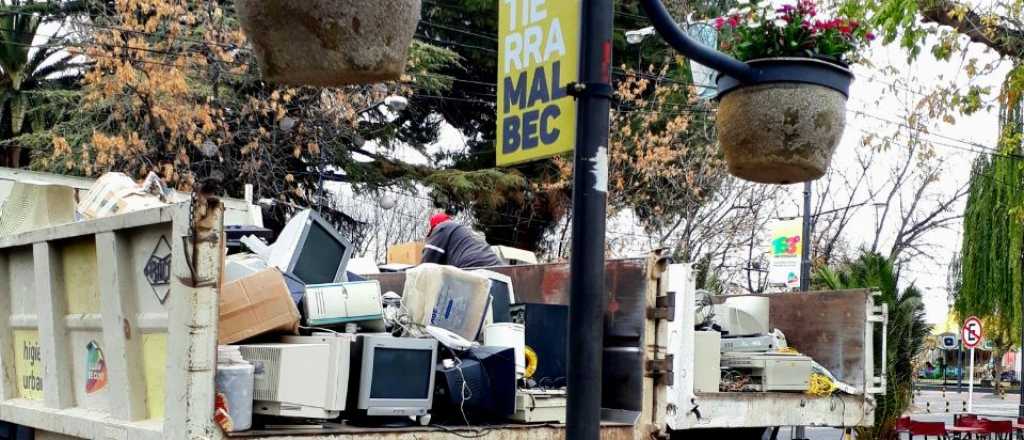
<box><xmin>145</xmin><ymin>235</ymin><xmax>172</xmax><ymax>305</ymax></box>
<box><xmin>85</xmin><ymin>340</ymin><xmax>108</xmax><ymax>394</ymax></box>
<box><xmin>14</xmin><ymin>331</ymin><xmax>42</xmax><ymax>400</ymax></box>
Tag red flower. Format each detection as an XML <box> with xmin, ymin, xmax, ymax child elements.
<box><xmin>727</xmin><ymin>16</ymin><xmax>740</xmax><ymax>27</ymax></box>
<box><xmin>714</xmin><ymin>16</ymin><xmax>725</xmax><ymax>29</ymax></box>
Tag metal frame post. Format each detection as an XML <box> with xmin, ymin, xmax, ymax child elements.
<box><xmin>566</xmin><ymin>0</ymin><xmax>614</xmax><ymax>438</ymax></box>
<box><xmin>793</xmin><ymin>181</ymin><xmax>812</xmax><ymax>440</ymax></box>
<box><xmin>799</xmin><ymin>181</ymin><xmax>812</xmax><ymax>292</ymax></box>
<box><xmin>959</xmin><ymin>340</ymin><xmax>963</xmax><ymax>393</ymax></box>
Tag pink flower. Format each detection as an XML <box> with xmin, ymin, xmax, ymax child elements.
<box><xmin>727</xmin><ymin>16</ymin><xmax>741</xmax><ymax>27</ymax></box>
<box><xmin>714</xmin><ymin>16</ymin><xmax>725</xmax><ymax>29</ymax></box>
<box><xmin>776</xmin><ymin>4</ymin><xmax>796</xmax><ymax>13</ymax></box>
<box><xmin>798</xmin><ymin>0</ymin><xmax>817</xmax><ymax>16</ymax></box>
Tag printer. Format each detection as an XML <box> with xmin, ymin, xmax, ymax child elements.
<box><xmin>720</xmin><ymin>352</ymin><xmax>813</xmax><ymax>392</ymax></box>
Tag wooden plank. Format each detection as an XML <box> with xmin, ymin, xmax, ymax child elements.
<box><xmin>95</xmin><ymin>231</ymin><xmax>148</xmax><ymax>421</ymax></box>
<box><xmin>33</xmin><ymin>242</ymin><xmax>74</xmax><ymax>409</ymax></box>
<box><xmin>0</xmin><ymin>251</ymin><xmax>15</xmax><ymax>400</ymax></box>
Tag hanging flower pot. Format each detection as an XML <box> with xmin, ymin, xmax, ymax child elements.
<box><xmin>639</xmin><ymin>0</ymin><xmax>872</xmax><ymax>184</ymax></box>
<box><xmin>716</xmin><ymin>58</ymin><xmax>853</xmax><ymax>184</ymax></box>
<box><xmin>235</xmin><ymin>0</ymin><xmax>422</xmax><ymax>86</ymax></box>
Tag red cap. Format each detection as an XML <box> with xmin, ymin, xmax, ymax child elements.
<box><xmin>429</xmin><ymin>213</ymin><xmax>450</xmax><ymax>233</ymax></box>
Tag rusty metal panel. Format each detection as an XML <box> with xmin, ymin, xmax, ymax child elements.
<box><xmin>366</xmin><ymin>260</ymin><xmax>650</xmax><ymax>418</ymax></box>
<box><xmin>767</xmin><ymin>289</ymin><xmax>870</xmax><ymax>388</ymax></box>
<box><xmin>370</xmin><ymin>260</ymin><xmax>648</xmax><ymax>340</ymax></box>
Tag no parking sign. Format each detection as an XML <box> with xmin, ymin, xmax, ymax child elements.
<box><xmin>962</xmin><ymin>316</ymin><xmax>984</xmax><ymax>413</ymax></box>
<box><xmin>961</xmin><ymin>316</ymin><xmax>983</xmax><ymax>349</ymax></box>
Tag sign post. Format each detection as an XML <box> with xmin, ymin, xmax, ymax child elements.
<box><xmin>962</xmin><ymin>316</ymin><xmax>984</xmax><ymax>413</ymax></box>
<box><xmin>500</xmin><ymin>1</ymin><xmax>612</xmax><ymax>438</ymax></box>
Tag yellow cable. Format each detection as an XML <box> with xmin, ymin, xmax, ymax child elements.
<box><xmin>807</xmin><ymin>373</ymin><xmax>838</xmax><ymax>397</ymax></box>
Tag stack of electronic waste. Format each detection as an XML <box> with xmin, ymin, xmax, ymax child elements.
<box><xmin>697</xmin><ymin>296</ymin><xmax>814</xmax><ymax>393</ymax></box>
<box><xmin>212</xmin><ymin>208</ymin><xmax>568</xmax><ymax>434</ymax></box>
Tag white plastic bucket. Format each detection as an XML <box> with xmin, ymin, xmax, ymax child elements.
<box><xmin>216</xmin><ymin>346</ymin><xmax>255</xmax><ymax>432</ymax></box>
<box><xmin>484</xmin><ymin>323</ymin><xmax>526</xmax><ymax>378</ymax></box>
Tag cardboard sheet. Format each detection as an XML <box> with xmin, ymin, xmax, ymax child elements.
<box><xmin>219</xmin><ymin>268</ymin><xmax>300</xmax><ymax>344</ymax></box>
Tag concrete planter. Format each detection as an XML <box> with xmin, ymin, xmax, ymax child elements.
<box><xmin>236</xmin><ymin>0</ymin><xmax>422</xmax><ymax>86</ymax></box>
<box><xmin>716</xmin><ymin>58</ymin><xmax>852</xmax><ymax>184</ymax></box>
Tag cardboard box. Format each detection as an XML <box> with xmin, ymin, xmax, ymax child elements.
<box><xmin>387</xmin><ymin>241</ymin><xmax>425</xmax><ymax>265</ymax></box>
<box><xmin>219</xmin><ymin>268</ymin><xmax>300</xmax><ymax>344</ymax></box>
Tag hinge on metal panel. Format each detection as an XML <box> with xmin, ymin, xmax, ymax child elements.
<box><xmin>645</xmin><ymin>354</ymin><xmax>674</xmax><ymax>386</ymax></box>
<box><xmin>647</xmin><ymin>291</ymin><xmax>676</xmax><ymax>321</ymax></box>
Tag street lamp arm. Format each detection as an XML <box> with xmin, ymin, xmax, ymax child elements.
<box><xmin>638</xmin><ymin>0</ymin><xmax>756</xmax><ymax>83</ymax></box>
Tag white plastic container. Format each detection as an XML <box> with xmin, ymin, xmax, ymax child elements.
<box><xmin>215</xmin><ymin>346</ymin><xmax>255</xmax><ymax>432</ymax></box>
<box><xmin>483</xmin><ymin>323</ymin><xmax>525</xmax><ymax>378</ymax></box>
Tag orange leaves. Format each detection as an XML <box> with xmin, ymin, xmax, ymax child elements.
<box><xmin>599</xmin><ymin>65</ymin><xmax>725</xmax><ymax>215</ymax></box>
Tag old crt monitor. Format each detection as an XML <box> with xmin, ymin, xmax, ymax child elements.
<box><xmin>350</xmin><ymin>334</ymin><xmax>438</xmax><ymax>418</ymax></box>
<box><xmin>269</xmin><ymin>209</ymin><xmax>353</xmax><ymax>284</ymax></box>
<box><xmin>237</xmin><ymin>334</ymin><xmax>355</xmax><ymax>419</ymax></box>
<box><xmin>472</xmin><ymin>269</ymin><xmax>516</xmax><ymax>323</ymax></box>
<box><xmin>434</xmin><ymin>346</ymin><xmax>516</xmax><ymax>423</ymax></box>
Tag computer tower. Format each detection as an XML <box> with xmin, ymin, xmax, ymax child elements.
<box><xmin>433</xmin><ymin>346</ymin><xmax>516</xmax><ymax>423</ymax></box>
<box><xmin>510</xmin><ymin>303</ymin><xmax>568</xmax><ymax>388</ymax></box>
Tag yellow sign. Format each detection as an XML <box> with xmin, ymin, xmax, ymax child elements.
<box><xmin>14</xmin><ymin>330</ymin><xmax>43</xmax><ymax>401</ymax></box>
<box><xmin>497</xmin><ymin>0</ymin><xmax>580</xmax><ymax>166</ymax></box>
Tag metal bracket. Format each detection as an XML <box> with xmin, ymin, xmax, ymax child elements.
<box><xmin>646</xmin><ymin>354</ymin><xmax>674</xmax><ymax>386</ymax></box>
<box><xmin>566</xmin><ymin>81</ymin><xmax>614</xmax><ymax>99</ymax></box>
<box><xmin>647</xmin><ymin>291</ymin><xmax>676</xmax><ymax>321</ymax></box>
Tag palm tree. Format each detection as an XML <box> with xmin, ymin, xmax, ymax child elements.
<box><xmin>815</xmin><ymin>252</ymin><xmax>931</xmax><ymax>440</ymax></box>
<box><xmin>0</xmin><ymin>1</ymin><xmax>83</xmax><ymax>167</ymax></box>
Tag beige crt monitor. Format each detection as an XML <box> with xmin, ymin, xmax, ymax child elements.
<box><xmin>238</xmin><ymin>334</ymin><xmax>355</xmax><ymax>419</ymax></box>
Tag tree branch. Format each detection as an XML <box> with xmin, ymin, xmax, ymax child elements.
<box><xmin>918</xmin><ymin>0</ymin><xmax>1024</xmax><ymax>58</ymax></box>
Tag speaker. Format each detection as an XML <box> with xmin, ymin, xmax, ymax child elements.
<box><xmin>434</xmin><ymin>346</ymin><xmax>516</xmax><ymax>423</ymax></box>
<box><xmin>510</xmin><ymin>303</ymin><xmax>568</xmax><ymax>388</ymax></box>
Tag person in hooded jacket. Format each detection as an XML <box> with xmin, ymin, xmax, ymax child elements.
<box><xmin>420</xmin><ymin>213</ymin><xmax>503</xmax><ymax>268</ymax></box>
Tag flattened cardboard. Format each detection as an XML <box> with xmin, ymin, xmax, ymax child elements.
<box><xmin>219</xmin><ymin>268</ymin><xmax>300</xmax><ymax>344</ymax></box>
<box><xmin>387</xmin><ymin>241</ymin><xmax>425</xmax><ymax>265</ymax></box>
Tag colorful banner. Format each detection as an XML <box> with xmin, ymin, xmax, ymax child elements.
<box><xmin>768</xmin><ymin>219</ymin><xmax>803</xmax><ymax>288</ymax></box>
<box><xmin>497</xmin><ymin>0</ymin><xmax>580</xmax><ymax>166</ymax></box>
